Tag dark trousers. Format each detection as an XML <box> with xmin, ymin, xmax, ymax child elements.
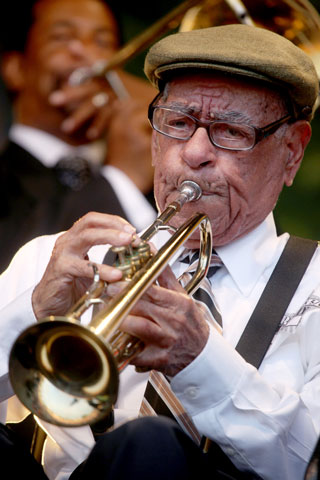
<box><xmin>70</xmin><ymin>416</ymin><xmax>252</xmax><ymax>480</ymax></box>
<box><xmin>304</xmin><ymin>436</ymin><xmax>320</xmax><ymax>480</ymax></box>
<box><xmin>0</xmin><ymin>422</ymin><xmax>48</xmax><ymax>479</ymax></box>
<box><xmin>0</xmin><ymin>417</ymin><xmax>258</xmax><ymax>479</ymax></box>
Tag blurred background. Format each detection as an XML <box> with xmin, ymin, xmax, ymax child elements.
<box><xmin>0</xmin><ymin>0</ymin><xmax>319</xmax><ymax>239</ymax></box>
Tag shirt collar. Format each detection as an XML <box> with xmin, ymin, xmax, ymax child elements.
<box><xmin>152</xmin><ymin>213</ymin><xmax>284</xmax><ymax>298</ymax></box>
<box><xmin>9</xmin><ymin>124</ymin><xmax>106</xmax><ymax>168</ymax></box>
<box><xmin>214</xmin><ymin>213</ymin><xmax>284</xmax><ymax>297</ymax></box>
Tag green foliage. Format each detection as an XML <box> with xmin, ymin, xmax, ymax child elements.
<box><xmin>274</xmin><ymin>112</ymin><xmax>320</xmax><ymax>240</ymax></box>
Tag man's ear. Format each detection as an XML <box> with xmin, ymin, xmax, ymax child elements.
<box><xmin>283</xmin><ymin>120</ymin><xmax>311</xmax><ymax>187</ymax></box>
<box><xmin>1</xmin><ymin>52</ymin><xmax>26</xmax><ymax>92</ymax></box>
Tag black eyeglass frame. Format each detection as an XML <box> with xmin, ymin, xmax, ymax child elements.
<box><xmin>148</xmin><ymin>95</ymin><xmax>294</xmax><ymax>152</ymax></box>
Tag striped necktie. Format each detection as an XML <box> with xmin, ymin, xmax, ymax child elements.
<box><xmin>180</xmin><ymin>249</ymin><xmax>223</xmax><ymax>333</ymax></box>
<box><xmin>139</xmin><ymin>250</ymin><xmax>223</xmax><ymax>444</ymax></box>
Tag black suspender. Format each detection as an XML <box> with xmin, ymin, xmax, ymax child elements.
<box><xmin>236</xmin><ymin>235</ymin><xmax>318</xmax><ymax>368</ymax></box>
<box><xmin>203</xmin><ymin>235</ymin><xmax>318</xmax><ymax>477</ymax></box>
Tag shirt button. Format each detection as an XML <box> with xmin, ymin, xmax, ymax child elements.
<box><xmin>185</xmin><ymin>386</ymin><xmax>199</xmax><ymax>399</ymax></box>
<box><xmin>224</xmin><ymin>446</ymin><xmax>235</xmax><ymax>457</ymax></box>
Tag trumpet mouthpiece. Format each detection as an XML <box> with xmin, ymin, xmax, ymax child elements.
<box><xmin>179</xmin><ymin>180</ymin><xmax>202</xmax><ymax>202</ymax></box>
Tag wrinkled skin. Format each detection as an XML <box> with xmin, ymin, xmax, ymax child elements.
<box><xmin>32</xmin><ymin>73</ymin><xmax>311</xmax><ymax>376</ymax></box>
<box><xmin>152</xmin><ymin>73</ymin><xmax>310</xmax><ymax>248</ymax></box>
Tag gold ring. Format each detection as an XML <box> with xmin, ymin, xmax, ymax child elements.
<box><xmin>92</xmin><ymin>92</ymin><xmax>109</xmax><ymax>108</ymax></box>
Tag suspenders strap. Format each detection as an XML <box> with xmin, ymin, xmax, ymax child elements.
<box><xmin>236</xmin><ymin>236</ymin><xmax>318</xmax><ymax>368</ymax></box>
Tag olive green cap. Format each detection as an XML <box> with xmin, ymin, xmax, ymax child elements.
<box><xmin>144</xmin><ymin>24</ymin><xmax>319</xmax><ymax>120</ymax></box>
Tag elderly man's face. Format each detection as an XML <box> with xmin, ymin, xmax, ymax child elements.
<box><xmin>152</xmin><ymin>73</ymin><xmax>310</xmax><ymax>247</ymax></box>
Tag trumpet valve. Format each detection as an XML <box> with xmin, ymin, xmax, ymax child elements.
<box><xmin>112</xmin><ymin>241</ymin><xmax>151</xmax><ymax>280</ymax></box>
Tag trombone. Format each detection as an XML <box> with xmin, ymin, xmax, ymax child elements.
<box><xmin>69</xmin><ymin>0</ymin><xmax>320</xmax><ymax>90</ymax></box>
<box><xmin>68</xmin><ymin>0</ymin><xmax>203</xmax><ymax>87</ymax></box>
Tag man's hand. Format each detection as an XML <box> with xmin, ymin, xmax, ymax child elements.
<box><xmin>49</xmin><ymin>76</ymin><xmax>117</xmax><ymax>140</ymax></box>
<box><xmin>49</xmin><ymin>69</ymin><xmax>155</xmax><ymax>192</ymax></box>
<box><xmin>32</xmin><ymin>212</ymin><xmax>136</xmax><ymax>320</ymax></box>
<box><xmin>118</xmin><ymin>266</ymin><xmax>210</xmax><ymax>377</ymax></box>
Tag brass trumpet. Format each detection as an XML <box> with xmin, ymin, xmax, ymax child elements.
<box><xmin>10</xmin><ymin>0</ymin><xmax>320</xmax><ymax>436</ymax></box>
<box><xmin>9</xmin><ymin>181</ymin><xmax>212</xmax><ymax>427</ymax></box>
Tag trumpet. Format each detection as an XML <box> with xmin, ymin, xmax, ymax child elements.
<box><xmin>9</xmin><ymin>180</ymin><xmax>212</xmax><ymax>427</ymax></box>
<box><xmin>10</xmin><ymin>0</ymin><xmax>320</xmax><ymax>439</ymax></box>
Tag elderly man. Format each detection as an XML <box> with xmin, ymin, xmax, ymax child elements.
<box><xmin>1</xmin><ymin>24</ymin><xmax>320</xmax><ymax>480</ymax></box>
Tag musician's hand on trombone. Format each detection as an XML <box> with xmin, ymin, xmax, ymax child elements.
<box><xmin>31</xmin><ymin>212</ymin><xmax>136</xmax><ymax>320</ymax></box>
<box><xmin>120</xmin><ymin>266</ymin><xmax>210</xmax><ymax>377</ymax></box>
<box><xmin>49</xmin><ymin>76</ymin><xmax>117</xmax><ymax>140</ymax></box>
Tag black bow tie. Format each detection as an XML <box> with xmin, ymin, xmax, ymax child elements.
<box><xmin>54</xmin><ymin>155</ymin><xmax>92</xmax><ymax>191</ymax></box>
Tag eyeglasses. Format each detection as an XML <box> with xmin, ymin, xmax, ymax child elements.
<box><xmin>148</xmin><ymin>103</ymin><xmax>293</xmax><ymax>151</ymax></box>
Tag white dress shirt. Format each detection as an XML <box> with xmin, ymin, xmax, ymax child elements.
<box><xmin>9</xmin><ymin>124</ymin><xmax>156</xmax><ymax>232</ymax></box>
<box><xmin>0</xmin><ymin>213</ymin><xmax>320</xmax><ymax>480</ymax></box>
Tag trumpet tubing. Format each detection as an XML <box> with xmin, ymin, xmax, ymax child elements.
<box><xmin>9</xmin><ymin>181</ymin><xmax>212</xmax><ymax>427</ymax></box>
<box><xmin>69</xmin><ymin>0</ymin><xmax>320</xmax><ymax>88</ymax></box>
<box><xmin>9</xmin><ymin>0</ymin><xmax>320</xmax><ymax>430</ymax></box>
<box><xmin>68</xmin><ymin>0</ymin><xmax>202</xmax><ymax>86</ymax></box>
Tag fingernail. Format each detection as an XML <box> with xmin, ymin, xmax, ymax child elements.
<box><xmin>119</xmin><ymin>232</ymin><xmax>133</xmax><ymax>242</ymax></box>
<box><xmin>61</xmin><ymin>118</ymin><xmax>75</xmax><ymax>132</ymax></box>
<box><xmin>49</xmin><ymin>91</ymin><xmax>65</xmax><ymax>105</ymax></box>
<box><xmin>124</xmin><ymin>225</ymin><xmax>136</xmax><ymax>234</ymax></box>
<box><xmin>109</xmin><ymin>269</ymin><xmax>122</xmax><ymax>280</ymax></box>
<box><xmin>132</xmin><ymin>235</ymin><xmax>141</xmax><ymax>247</ymax></box>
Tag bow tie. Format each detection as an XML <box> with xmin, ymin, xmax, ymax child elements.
<box><xmin>54</xmin><ymin>155</ymin><xmax>92</xmax><ymax>191</ymax></box>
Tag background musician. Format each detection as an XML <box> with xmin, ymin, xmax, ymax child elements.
<box><xmin>0</xmin><ymin>0</ymin><xmax>156</xmax><ymax>273</ymax></box>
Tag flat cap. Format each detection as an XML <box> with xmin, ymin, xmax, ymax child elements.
<box><xmin>144</xmin><ymin>24</ymin><xmax>319</xmax><ymax>120</ymax></box>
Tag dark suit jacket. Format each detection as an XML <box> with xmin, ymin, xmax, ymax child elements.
<box><xmin>0</xmin><ymin>141</ymin><xmax>128</xmax><ymax>272</ymax></box>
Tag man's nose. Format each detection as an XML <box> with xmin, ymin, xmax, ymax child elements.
<box><xmin>68</xmin><ymin>39</ymin><xmax>90</xmax><ymax>56</ymax></box>
<box><xmin>180</xmin><ymin>127</ymin><xmax>217</xmax><ymax>169</ymax></box>
<box><xmin>67</xmin><ymin>38</ymin><xmax>116</xmax><ymax>66</ymax></box>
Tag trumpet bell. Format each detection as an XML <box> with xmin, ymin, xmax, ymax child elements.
<box><xmin>9</xmin><ymin>319</ymin><xmax>119</xmax><ymax>426</ymax></box>
<box><xmin>8</xmin><ymin>181</ymin><xmax>212</xmax><ymax>428</ymax></box>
